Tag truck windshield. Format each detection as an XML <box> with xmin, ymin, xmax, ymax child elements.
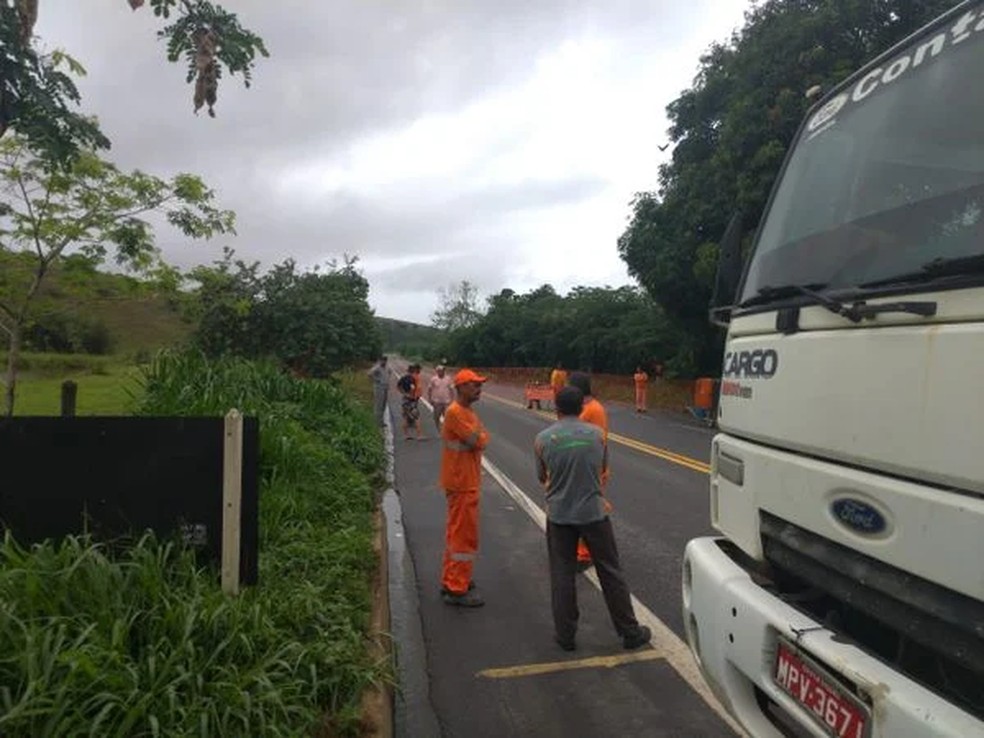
<box><xmin>740</xmin><ymin>7</ymin><xmax>984</xmax><ymax>303</ymax></box>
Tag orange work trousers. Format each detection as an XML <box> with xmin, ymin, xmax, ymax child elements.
<box><xmin>635</xmin><ymin>386</ymin><xmax>647</xmax><ymax>410</ymax></box>
<box><xmin>442</xmin><ymin>489</ymin><xmax>479</xmax><ymax>594</ymax></box>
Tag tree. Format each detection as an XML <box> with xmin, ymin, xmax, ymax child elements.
<box><xmin>440</xmin><ymin>283</ymin><xmax>683</xmax><ymax>375</ymax></box>
<box><xmin>617</xmin><ymin>0</ymin><xmax>962</xmax><ymax>374</ymax></box>
<box><xmin>252</xmin><ymin>257</ymin><xmax>382</xmax><ymax>376</ymax></box>
<box><xmin>0</xmin><ymin>0</ymin><xmax>268</xmax><ymax>163</ymax></box>
<box><xmin>190</xmin><ymin>251</ymin><xmax>383</xmax><ymax>376</ymax></box>
<box><xmin>0</xmin><ymin>134</ymin><xmax>234</xmax><ymax>415</ymax></box>
<box><xmin>185</xmin><ymin>245</ymin><xmax>260</xmax><ymax>359</ymax></box>
<box><xmin>431</xmin><ymin>280</ymin><xmax>483</xmax><ymax>332</ymax></box>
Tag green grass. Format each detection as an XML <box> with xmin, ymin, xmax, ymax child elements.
<box><xmin>0</xmin><ymin>351</ymin><xmax>387</xmax><ymax>736</ymax></box>
<box><xmin>337</xmin><ymin>367</ymin><xmax>375</xmax><ymax>409</ymax></box>
<box><xmin>2</xmin><ymin>353</ymin><xmax>143</xmax><ymax>416</ymax></box>
<box><xmin>12</xmin><ymin>366</ymin><xmax>142</xmax><ymax>416</ymax></box>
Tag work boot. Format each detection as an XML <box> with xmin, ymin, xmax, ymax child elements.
<box><xmin>623</xmin><ymin>625</ymin><xmax>652</xmax><ymax>650</ymax></box>
<box><xmin>442</xmin><ymin>589</ymin><xmax>484</xmax><ymax>607</ymax></box>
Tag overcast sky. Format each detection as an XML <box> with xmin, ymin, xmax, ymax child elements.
<box><xmin>36</xmin><ymin>0</ymin><xmax>749</xmax><ymax>324</ymax></box>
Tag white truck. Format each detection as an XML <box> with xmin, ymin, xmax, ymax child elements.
<box><xmin>682</xmin><ymin>2</ymin><xmax>984</xmax><ymax>736</ymax></box>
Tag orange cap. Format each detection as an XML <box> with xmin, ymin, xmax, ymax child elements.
<box><xmin>453</xmin><ymin>368</ymin><xmax>487</xmax><ymax>386</ymax></box>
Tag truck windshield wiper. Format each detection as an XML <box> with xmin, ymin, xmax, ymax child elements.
<box><xmin>738</xmin><ymin>283</ymin><xmax>936</xmax><ymax>322</ymax></box>
<box><xmin>859</xmin><ymin>253</ymin><xmax>984</xmax><ymax>289</ymax></box>
<box><xmin>736</xmin><ymin>283</ymin><xmax>827</xmax><ymax>308</ymax></box>
<box><xmin>737</xmin><ymin>283</ymin><xmax>862</xmax><ymax>320</ymax></box>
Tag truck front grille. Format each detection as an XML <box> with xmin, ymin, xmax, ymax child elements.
<box><xmin>760</xmin><ymin>511</ymin><xmax>984</xmax><ymax>721</ymax></box>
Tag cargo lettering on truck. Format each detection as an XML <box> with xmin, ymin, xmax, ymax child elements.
<box><xmin>722</xmin><ymin>349</ymin><xmax>778</xmax><ymax>379</ymax></box>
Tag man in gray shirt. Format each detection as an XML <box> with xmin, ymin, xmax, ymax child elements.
<box><xmin>367</xmin><ymin>355</ymin><xmax>389</xmax><ymax>426</ymax></box>
<box><xmin>534</xmin><ymin>385</ymin><xmax>651</xmax><ymax>652</ymax></box>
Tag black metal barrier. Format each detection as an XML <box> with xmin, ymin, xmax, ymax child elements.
<box><xmin>0</xmin><ymin>416</ymin><xmax>259</xmax><ymax>585</ymax></box>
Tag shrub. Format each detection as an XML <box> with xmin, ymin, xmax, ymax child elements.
<box><xmin>79</xmin><ymin>318</ymin><xmax>114</xmax><ymax>355</ymax></box>
<box><xmin>0</xmin><ymin>350</ymin><xmax>386</xmax><ymax>735</ymax></box>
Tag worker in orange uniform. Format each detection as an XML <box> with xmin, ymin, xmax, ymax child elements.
<box><xmin>633</xmin><ymin>365</ymin><xmax>649</xmax><ymax>413</ymax></box>
<box><xmin>570</xmin><ymin>372</ymin><xmax>610</xmax><ymax>571</ymax></box>
<box><xmin>549</xmin><ymin>363</ymin><xmax>568</xmax><ymax>406</ymax></box>
<box><xmin>440</xmin><ymin>368</ymin><xmax>490</xmax><ymax>607</ymax></box>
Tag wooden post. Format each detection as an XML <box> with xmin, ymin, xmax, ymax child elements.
<box><xmin>60</xmin><ymin>380</ymin><xmax>77</xmax><ymax>417</ymax></box>
<box><xmin>222</xmin><ymin>409</ymin><xmax>244</xmax><ymax>596</ymax></box>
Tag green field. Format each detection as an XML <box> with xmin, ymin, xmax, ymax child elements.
<box><xmin>3</xmin><ymin>353</ymin><xmax>143</xmax><ymax>416</ymax></box>
<box><xmin>12</xmin><ymin>367</ymin><xmax>142</xmax><ymax>416</ymax></box>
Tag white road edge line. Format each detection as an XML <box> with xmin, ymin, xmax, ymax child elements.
<box><xmin>413</xmin><ymin>367</ymin><xmax>742</xmax><ymax>734</ymax></box>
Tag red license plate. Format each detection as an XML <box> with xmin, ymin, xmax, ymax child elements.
<box><xmin>773</xmin><ymin>638</ymin><xmax>869</xmax><ymax>738</ymax></box>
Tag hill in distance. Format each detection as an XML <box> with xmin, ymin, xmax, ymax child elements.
<box><xmin>0</xmin><ymin>250</ymin><xmax>193</xmax><ymax>357</ymax></box>
<box><xmin>375</xmin><ymin>316</ymin><xmax>443</xmax><ymax>360</ymax></box>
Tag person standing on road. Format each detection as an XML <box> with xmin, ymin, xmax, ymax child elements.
<box><xmin>439</xmin><ymin>368</ymin><xmax>490</xmax><ymax>607</ymax></box>
<box><xmin>367</xmin><ymin>355</ymin><xmax>389</xmax><ymax>426</ymax></box>
<box><xmin>633</xmin><ymin>366</ymin><xmax>649</xmax><ymax>413</ymax></box>
<box><xmin>549</xmin><ymin>362</ymin><xmax>568</xmax><ymax>405</ymax></box>
<box><xmin>534</xmin><ymin>385</ymin><xmax>651</xmax><ymax>652</ymax></box>
<box><xmin>569</xmin><ymin>371</ymin><xmax>610</xmax><ymax>571</ymax></box>
<box><xmin>427</xmin><ymin>364</ymin><xmax>455</xmax><ymax>432</ymax></box>
<box><xmin>398</xmin><ymin>364</ymin><xmax>424</xmax><ymax>440</ymax></box>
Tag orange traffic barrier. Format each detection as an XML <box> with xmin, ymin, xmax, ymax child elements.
<box><xmin>524</xmin><ymin>382</ymin><xmax>554</xmax><ymax>410</ymax></box>
<box><xmin>694</xmin><ymin>378</ymin><xmax>716</xmax><ymax>410</ymax></box>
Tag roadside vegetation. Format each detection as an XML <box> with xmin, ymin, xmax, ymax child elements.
<box><xmin>0</xmin><ymin>4</ymin><xmax>395</xmax><ymax>735</ymax></box>
<box><xmin>437</xmin><ymin>283</ymin><xmax>683</xmax><ymax>376</ymax></box>
<box><xmin>0</xmin><ymin>351</ymin><xmax>386</xmax><ymax>736</ymax></box>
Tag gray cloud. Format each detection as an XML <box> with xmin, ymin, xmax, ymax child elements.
<box><xmin>34</xmin><ymin>0</ymin><xmax>747</xmax><ymax>322</ymax></box>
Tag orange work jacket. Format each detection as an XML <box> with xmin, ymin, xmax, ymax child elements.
<box><xmin>550</xmin><ymin>369</ymin><xmax>568</xmax><ymax>391</ymax></box>
<box><xmin>579</xmin><ymin>397</ymin><xmax>609</xmax><ymax>443</ymax></box>
<box><xmin>440</xmin><ymin>401</ymin><xmax>489</xmax><ymax>492</ymax></box>
<box><xmin>580</xmin><ymin>397</ymin><xmax>610</xmax><ymax>485</ymax></box>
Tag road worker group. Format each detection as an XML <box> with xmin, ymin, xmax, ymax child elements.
<box><xmin>387</xmin><ymin>360</ymin><xmax>652</xmax><ymax>651</ymax></box>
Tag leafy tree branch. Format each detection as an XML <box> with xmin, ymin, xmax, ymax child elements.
<box><xmin>0</xmin><ymin>134</ymin><xmax>234</xmax><ymax>415</ymax></box>
<box><xmin>0</xmin><ymin>0</ymin><xmax>268</xmax><ymax>162</ymax></box>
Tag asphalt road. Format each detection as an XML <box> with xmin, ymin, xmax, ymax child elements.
<box><xmin>387</xmin><ymin>371</ymin><xmax>739</xmax><ymax>738</ymax></box>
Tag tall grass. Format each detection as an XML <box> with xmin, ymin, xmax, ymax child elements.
<box><xmin>0</xmin><ymin>351</ymin><xmax>386</xmax><ymax>736</ymax></box>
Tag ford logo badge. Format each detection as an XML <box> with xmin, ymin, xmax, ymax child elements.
<box><xmin>830</xmin><ymin>498</ymin><xmax>887</xmax><ymax>535</ymax></box>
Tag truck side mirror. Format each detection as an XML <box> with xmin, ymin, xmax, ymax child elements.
<box><xmin>709</xmin><ymin>210</ymin><xmax>744</xmax><ymax>327</ymax></box>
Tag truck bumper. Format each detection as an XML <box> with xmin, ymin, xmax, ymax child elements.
<box><xmin>682</xmin><ymin>537</ymin><xmax>984</xmax><ymax>738</ymax></box>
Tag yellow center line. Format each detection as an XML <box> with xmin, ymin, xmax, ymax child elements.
<box><xmin>476</xmin><ymin>649</ymin><xmax>663</xmax><ymax>680</ymax></box>
<box><xmin>483</xmin><ymin>392</ymin><xmax>711</xmax><ymax>475</ymax></box>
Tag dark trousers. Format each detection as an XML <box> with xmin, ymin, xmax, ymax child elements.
<box><xmin>547</xmin><ymin>517</ymin><xmax>640</xmax><ymax>642</ymax></box>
